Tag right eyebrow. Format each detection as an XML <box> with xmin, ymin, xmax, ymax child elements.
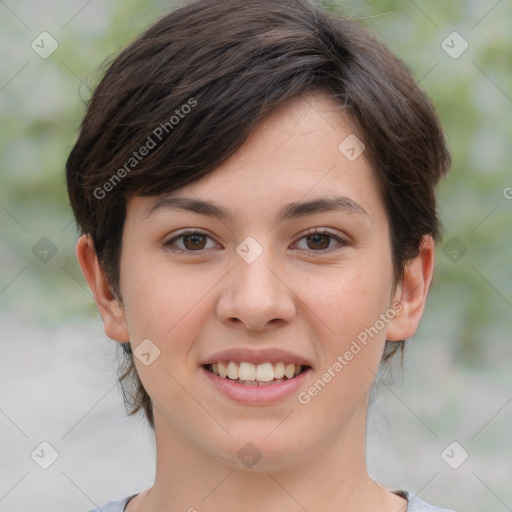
<box><xmin>145</xmin><ymin>197</ymin><xmax>235</xmax><ymax>221</ymax></box>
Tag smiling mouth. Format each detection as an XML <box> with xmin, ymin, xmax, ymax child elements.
<box><xmin>204</xmin><ymin>361</ymin><xmax>310</xmax><ymax>386</ymax></box>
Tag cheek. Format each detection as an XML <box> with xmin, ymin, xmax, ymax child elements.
<box><xmin>296</xmin><ymin>263</ymin><xmax>394</xmax><ymax>408</ymax></box>
<box><xmin>120</xmin><ymin>248</ymin><xmax>202</xmax><ymax>336</ymax></box>
<box><xmin>123</xmin><ymin>262</ymin><xmax>214</xmax><ymax>419</ymax></box>
<box><xmin>297</xmin><ymin>275</ymin><xmax>391</xmax><ymax>422</ymax></box>
<box><xmin>120</xmin><ymin>259</ymin><xmax>226</xmax><ymax>389</ymax></box>
<box><xmin>306</xmin><ymin>263</ymin><xmax>394</xmax><ymax>340</ymax></box>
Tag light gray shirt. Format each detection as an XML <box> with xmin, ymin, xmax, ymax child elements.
<box><xmin>88</xmin><ymin>489</ymin><xmax>456</xmax><ymax>511</ymax></box>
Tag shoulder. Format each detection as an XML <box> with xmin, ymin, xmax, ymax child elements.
<box><xmin>88</xmin><ymin>490</ymin><xmax>459</xmax><ymax>512</ymax></box>
<box><xmin>393</xmin><ymin>489</ymin><xmax>456</xmax><ymax>512</ymax></box>
<box><xmin>87</xmin><ymin>494</ymin><xmax>138</xmax><ymax>512</ymax></box>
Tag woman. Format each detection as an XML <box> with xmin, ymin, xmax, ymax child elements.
<box><xmin>67</xmin><ymin>1</ymin><xmax>455</xmax><ymax>510</ymax></box>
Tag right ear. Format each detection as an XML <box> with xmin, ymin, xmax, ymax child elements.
<box><xmin>76</xmin><ymin>234</ymin><xmax>130</xmax><ymax>342</ymax></box>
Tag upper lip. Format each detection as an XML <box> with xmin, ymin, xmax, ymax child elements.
<box><xmin>200</xmin><ymin>347</ymin><xmax>313</xmax><ymax>368</ymax></box>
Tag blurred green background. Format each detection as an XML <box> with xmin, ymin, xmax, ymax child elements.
<box><xmin>0</xmin><ymin>1</ymin><xmax>510</xmax><ymax>511</ymax></box>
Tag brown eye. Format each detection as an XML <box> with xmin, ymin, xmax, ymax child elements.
<box><xmin>183</xmin><ymin>234</ymin><xmax>207</xmax><ymax>250</ymax></box>
<box><xmin>165</xmin><ymin>231</ymin><xmax>217</xmax><ymax>253</ymax></box>
<box><xmin>306</xmin><ymin>233</ymin><xmax>331</xmax><ymax>250</ymax></box>
<box><xmin>294</xmin><ymin>230</ymin><xmax>347</xmax><ymax>253</ymax></box>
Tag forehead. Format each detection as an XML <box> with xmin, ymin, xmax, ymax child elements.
<box><xmin>129</xmin><ymin>91</ymin><xmax>386</xmax><ymax>228</ymax></box>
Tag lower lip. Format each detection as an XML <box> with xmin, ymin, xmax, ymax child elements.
<box><xmin>200</xmin><ymin>366</ymin><xmax>311</xmax><ymax>404</ymax></box>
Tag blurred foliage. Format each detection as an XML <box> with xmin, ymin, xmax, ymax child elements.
<box><xmin>1</xmin><ymin>1</ymin><xmax>510</xmax><ymax>366</ymax></box>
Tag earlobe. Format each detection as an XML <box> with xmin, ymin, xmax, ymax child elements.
<box><xmin>76</xmin><ymin>234</ymin><xmax>130</xmax><ymax>342</ymax></box>
<box><xmin>386</xmin><ymin>235</ymin><xmax>435</xmax><ymax>342</ymax></box>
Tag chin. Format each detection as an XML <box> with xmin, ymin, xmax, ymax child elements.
<box><xmin>207</xmin><ymin>427</ymin><xmax>312</xmax><ymax>472</ymax></box>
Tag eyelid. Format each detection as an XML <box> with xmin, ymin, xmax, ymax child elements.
<box><xmin>164</xmin><ymin>227</ymin><xmax>350</xmax><ymax>254</ymax></box>
<box><xmin>164</xmin><ymin>229</ymin><xmax>220</xmax><ymax>253</ymax></box>
<box><xmin>292</xmin><ymin>227</ymin><xmax>349</xmax><ymax>253</ymax></box>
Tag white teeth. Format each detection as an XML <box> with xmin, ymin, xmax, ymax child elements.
<box><xmin>227</xmin><ymin>361</ymin><xmax>238</xmax><ymax>380</ymax></box>
<box><xmin>284</xmin><ymin>363</ymin><xmax>296</xmax><ymax>379</ymax></box>
<box><xmin>273</xmin><ymin>361</ymin><xmax>285</xmax><ymax>379</ymax></box>
<box><xmin>218</xmin><ymin>361</ymin><xmax>228</xmax><ymax>378</ymax></box>
<box><xmin>238</xmin><ymin>362</ymin><xmax>256</xmax><ymax>381</ymax></box>
<box><xmin>256</xmin><ymin>362</ymin><xmax>274</xmax><ymax>382</ymax></box>
<box><xmin>208</xmin><ymin>361</ymin><xmax>304</xmax><ymax>382</ymax></box>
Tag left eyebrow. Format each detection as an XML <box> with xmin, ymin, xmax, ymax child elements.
<box><xmin>145</xmin><ymin>195</ymin><xmax>368</xmax><ymax>222</ymax></box>
<box><xmin>276</xmin><ymin>196</ymin><xmax>368</xmax><ymax>222</ymax></box>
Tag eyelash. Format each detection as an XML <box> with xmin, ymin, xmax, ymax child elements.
<box><xmin>164</xmin><ymin>228</ymin><xmax>348</xmax><ymax>255</ymax></box>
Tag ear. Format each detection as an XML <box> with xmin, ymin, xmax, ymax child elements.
<box><xmin>76</xmin><ymin>234</ymin><xmax>130</xmax><ymax>342</ymax></box>
<box><xmin>386</xmin><ymin>235</ymin><xmax>435</xmax><ymax>342</ymax></box>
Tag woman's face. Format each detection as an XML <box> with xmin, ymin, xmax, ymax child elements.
<box><xmin>115</xmin><ymin>92</ymin><xmax>403</xmax><ymax>469</ymax></box>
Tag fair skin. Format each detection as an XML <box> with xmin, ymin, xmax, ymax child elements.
<box><xmin>77</xmin><ymin>92</ymin><xmax>434</xmax><ymax>512</ymax></box>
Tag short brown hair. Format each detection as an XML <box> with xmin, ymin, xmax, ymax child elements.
<box><xmin>66</xmin><ymin>0</ymin><xmax>450</xmax><ymax>428</ymax></box>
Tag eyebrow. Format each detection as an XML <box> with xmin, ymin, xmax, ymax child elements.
<box><xmin>145</xmin><ymin>195</ymin><xmax>368</xmax><ymax>223</ymax></box>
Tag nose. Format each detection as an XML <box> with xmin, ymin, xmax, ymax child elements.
<box><xmin>216</xmin><ymin>247</ymin><xmax>296</xmax><ymax>331</ymax></box>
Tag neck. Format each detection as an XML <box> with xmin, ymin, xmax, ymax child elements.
<box><xmin>130</xmin><ymin>401</ymin><xmax>404</xmax><ymax>512</ymax></box>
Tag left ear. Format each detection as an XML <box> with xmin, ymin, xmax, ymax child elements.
<box><xmin>386</xmin><ymin>235</ymin><xmax>435</xmax><ymax>341</ymax></box>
